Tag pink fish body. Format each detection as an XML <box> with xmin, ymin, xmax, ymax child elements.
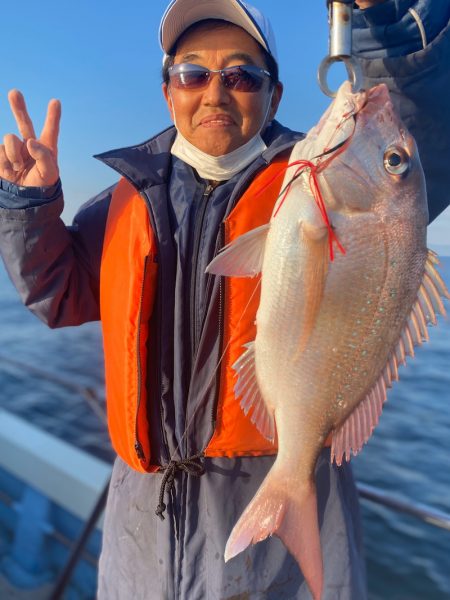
<box><xmin>207</xmin><ymin>82</ymin><xmax>449</xmax><ymax>599</ymax></box>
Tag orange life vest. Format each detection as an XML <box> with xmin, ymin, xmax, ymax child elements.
<box><xmin>100</xmin><ymin>155</ymin><xmax>321</xmax><ymax>473</ymax></box>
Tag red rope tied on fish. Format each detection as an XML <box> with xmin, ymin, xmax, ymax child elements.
<box><xmin>255</xmin><ymin>158</ymin><xmax>346</xmax><ymax>261</ymax></box>
<box><xmin>253</xmin><ymin>109</ymin><xmax>360</xmax><ymax>261</ymax></box>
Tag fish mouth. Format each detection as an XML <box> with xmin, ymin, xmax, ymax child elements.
<box><xmin>317</xmin><ymin>96</ymin><xmax>367</xmax><ymax>162</ymax></box>
<box><xmin>313</xmin><ymin>82</ymin><xmax>393</xmax><ymax>160</ymax></box>
<box><xmin>317</xmin><ymin>83</ymin><xmax>395</xmax><ymax>168</ymax></box>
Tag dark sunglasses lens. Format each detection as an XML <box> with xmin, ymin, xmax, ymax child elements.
<box><xmin>169</xmin><ymin>64</ymin><xmax>269</xmax><ymax>92</ymax></box>
<box><xmin>170</xmin><ymin>67</ymin><xmax>210</xmax><ymax>89</ymax></box>
<box><xmin>222</xmin><ymin>66</ymin><xmax>265</xmax><ymax>92</ymax></box>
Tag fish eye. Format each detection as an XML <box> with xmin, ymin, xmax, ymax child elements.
<box><xmin>383</xmin><ymin>146</ymin><xmax>410</xmax><ymax>176</ymax></box>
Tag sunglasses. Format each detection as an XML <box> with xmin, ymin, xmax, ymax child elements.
<box><xmin>168</xmin><ymin>63</ymin><xmax>272</xmax><ymax>93</ymax></box>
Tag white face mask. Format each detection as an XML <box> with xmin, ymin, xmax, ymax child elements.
<box><xmin>170</xmin><ymin>89</ymin><xmax>274</xmax><ymax>181</ymax></box>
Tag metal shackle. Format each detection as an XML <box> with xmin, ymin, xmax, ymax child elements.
<box><xmin>318</xmin><ymin>0</ymin><xmax>363</xmax><ymax>98</ymax></box>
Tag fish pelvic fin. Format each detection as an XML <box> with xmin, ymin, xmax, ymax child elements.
<box><xmin>205</xmin><ymin>223</ymin><xmax>270</xmax><ymax>277</ymax></box>
<box><xmin>232</xmin><ymin>342</ymin><xmax>276</xmax><ymax>443</ymax></box>
<box><xmin>331</xmin><ymin>249</ymin><xmax>449</xmax><ymax>466</ymax></box>
<box><xmin>225</xmin><ymin>475</ymin><xmax>323</xmax><ymax>600</ymax></box>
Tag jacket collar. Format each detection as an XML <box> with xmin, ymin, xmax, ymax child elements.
<box><xmin>94</xmin><ymin>121</ymin><xmax>304</xmax><ymax>191</ymax></box>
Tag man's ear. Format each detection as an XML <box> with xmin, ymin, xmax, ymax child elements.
<box><xmin>269</xmin><ymin>82</ymin><xmax>283</xmax><ymax>121</ymax></box>
<box><xmin>162</xmin><ymin>83</ymin><xmax>175</xmax><ymax>122</ymax></box>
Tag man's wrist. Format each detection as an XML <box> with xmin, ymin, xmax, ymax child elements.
<box><xmin>0</xmin><ymin>178</ymin><xmax>62</xmax><ymax>209</ymax></box>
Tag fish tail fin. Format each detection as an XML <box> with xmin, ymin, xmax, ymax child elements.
<box><xmin>225</xmin><ymin>475</ymin><xmax>323</xmax><ymax>600</ymax></box>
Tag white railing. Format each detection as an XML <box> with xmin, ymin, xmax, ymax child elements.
<box><xmin>0</xmin><ymin>408</ymin><xmax>111</xmax><ymax>527</ymax></box>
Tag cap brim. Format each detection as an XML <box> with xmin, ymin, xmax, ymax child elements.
<box><xmin>160</xmin><ymin>0</ymin><xmax>270</xmax><ymax>55</ymax></box>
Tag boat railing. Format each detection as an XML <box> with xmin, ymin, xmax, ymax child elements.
<box><xmin>1</xmin><ymin>354</ymin><xmax>449</xmax><ymax>531</ymax></box>
<box><xmin>1</xmin><ymin>355</ymin><xmax>450</xmax><ymax>529</ymax></box>
<box><xmin>357</xmin><ymin>482</ymin><xmax>450</xmax><ymax>532</ymax></box>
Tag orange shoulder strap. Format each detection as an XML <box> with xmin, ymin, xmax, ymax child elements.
<box><xmin>205</xmin><ymin>152</ymin><xmax>291</xmax><ymax>457</ymax></box>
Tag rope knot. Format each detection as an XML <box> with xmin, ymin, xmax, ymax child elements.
<box><xmin>155</xmin><ymin>452</ymin><xmax>205</xmax><ymax>520</ymax></box>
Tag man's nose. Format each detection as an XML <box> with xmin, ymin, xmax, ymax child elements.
<box><xmin>202</xmin><ymin>73</ymin><xmax>231</xmax><ymax>105</ymax></box>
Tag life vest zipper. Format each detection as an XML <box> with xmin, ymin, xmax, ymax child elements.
<box><xmin>135</xmin><ymin>193</ymin><xmax>171</xmax><ymax>467</ymax></box>
<box><xmin>134</xmin><ymin>254</ymin><xmax>149</xmax><ymax>462</ymax></box>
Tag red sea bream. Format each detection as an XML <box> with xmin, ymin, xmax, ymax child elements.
<box><xmin>207</xmin><ymin>82</ymin><xmax>449</xmax><ymax>600</ymax></box>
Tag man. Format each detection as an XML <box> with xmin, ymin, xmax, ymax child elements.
<box><xmin>0</xmin><ymin>1</ymin><xmax>449</xmax><ymax>598</ymax></box>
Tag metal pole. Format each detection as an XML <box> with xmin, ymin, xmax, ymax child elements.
<box><xmin>48</xmin><ymin>478</ymin><xmax>110</xmax><ymax>600</ymax></box>
<box><xmin>358</xmin><ymin>483</ymin><xmax>450</xmax><ymax>532</ymax></box>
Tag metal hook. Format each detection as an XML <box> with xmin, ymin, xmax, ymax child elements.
<box><xmin>318</xmin><ymin>55</ymin><xmax>363</xmax><ymax>98</ymax></box>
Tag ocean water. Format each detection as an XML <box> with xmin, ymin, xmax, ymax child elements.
<box><xmin>0</xmin><ymin>257</ymin><xmax>449</xmax><ymax>600</ymax></box>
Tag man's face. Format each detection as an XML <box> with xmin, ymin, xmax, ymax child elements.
<box><xmin>163</xmin><ymin>24</ymin><xmax>282</xmax><ymax>156</ymax></box>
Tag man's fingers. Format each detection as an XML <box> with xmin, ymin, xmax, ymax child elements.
<box><xmin>8</xmin><ymin>89</ymin><xmax>37</xmax><ymax>140</ymax></box>
<box><xmin>7</xmin><ymin>91</ymin><xmax>61</xmax><ymax>154</ymax></box>
<box><xmin>0</xmin><ymin>145</ymin><xmax>15</xmax><ymax>180</ymax></box>
<box><xmin>3</xmin><ymin>133</ymin><xmax>25</xmax><ymax>171</ymax></box>
<box><xmin>27</xmin><ymin>139</ymin><xmax>59</xmax><ymax>185</ymax></box>
<box><xmin>40</xmin><ymin>99</ymin><xmax>61</xmax><ymax>153</ymax></box>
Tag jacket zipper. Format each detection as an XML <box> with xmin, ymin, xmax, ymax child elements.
<box><xmin>189</xmin><ymin>183</ymin><xmax>215</xmax><ymax>358</ymax></box>
<box><xmin>134</xmin><ymin>255</ymin><xmax>149</xmax><ymax>461</ymax></box>
<box><xmin>211</xmin><ymin>222</ymin><xmax>226</xmax><ymax>430</ymax></box>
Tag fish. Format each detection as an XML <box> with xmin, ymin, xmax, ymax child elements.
<box><xmin>206</xmin><ymin>82</ymin><xmax>450</xmax><ymax>600</ymax></box>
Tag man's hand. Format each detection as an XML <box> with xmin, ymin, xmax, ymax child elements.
<box><xmin>355</xmin><ymin>0</ymin><xmax>387</xmax><ymax>8</ymax></box>
<box><xmin>0</xmin><ymin>90</ymin><xmax>61</xmax><ymax>187</ymax></box>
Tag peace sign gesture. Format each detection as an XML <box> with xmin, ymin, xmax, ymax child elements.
<box><xmin>1</xmin><ymin>90</ymin><xmax>61</xmax><ymax>188</ymax></box>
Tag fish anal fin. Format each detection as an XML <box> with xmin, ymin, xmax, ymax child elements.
<box><xmin>206</xmin><ymin>223</ymin><xmax>270</xmax><ymax>277</ymax></box>
<box><xmin>232</xmin><ymin>342</ymin><xmax>276</xmax><ymax>444</ymax></box>
<box><xmin>331</xmin><ymin>374</ymin><xmax>387</xmax><ymax>466</ymax></box>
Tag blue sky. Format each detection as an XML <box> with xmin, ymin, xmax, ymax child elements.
<box><xmin>1</xmin><ymin>0</ymin><xmax>448</xmax><ymax>248</ymax></box>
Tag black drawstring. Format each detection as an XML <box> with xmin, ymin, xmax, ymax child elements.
<box><xmin>155</xmin><ymin>452</ymin><xmax>205</xmax><ymax>520</ymax></box>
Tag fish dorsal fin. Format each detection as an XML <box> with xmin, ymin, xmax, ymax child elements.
<box><xmin>206</xmin><ymin>224</ymin><xmax>270</xmax><ymax>277</ymax></box>
<box><xmin>232</xmin><ymin>342</ymin><xmax>276</xmax><ymax>444</ymax></box>
<box><xmin>332</xmin><ymin>250</ymin><xmax>449</xmax><ymax>466</ymax></box>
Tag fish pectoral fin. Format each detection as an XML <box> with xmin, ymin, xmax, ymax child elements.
<box><xmin>232</xmin><ymin>341</ymin><xmax>276</xmax><ymax>444</ymax></box>
<box><xmin>294</xmin><ymin>221</ymin><xmax>329</xmax><ymax>357</ymax></box>
<box><xmin>205</xmin><ymin>224</ymin><xmax>270</xmax><ymax>278</ymax></box>
<box><xmin>331</xmin><ymin>250</ymin><xmax>450</xmax><ymax>466</ymax></box>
